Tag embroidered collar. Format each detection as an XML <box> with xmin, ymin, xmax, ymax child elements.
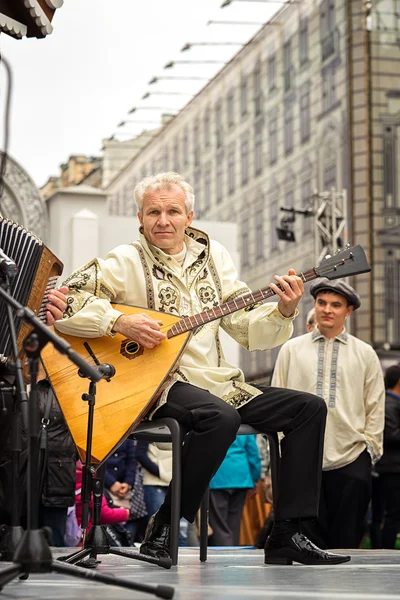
<box><xmin>311</xmin><ymin>326</ymin><xmax>348</xmax><ymax>344</ymax></box>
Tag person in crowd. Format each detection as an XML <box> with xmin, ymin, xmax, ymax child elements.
<box><xmin>272</xmin><ymin>278</ymin><xmax>385</xmax><ymax>549</ymax></box>
<box><xmin>104</xmin><ymin>438</ymin><xmax>138</xmax><ymax>542</ymax></box>
<box><xmin>36</xmin><ymin>286</ymin><xmax>77</xmax><ymax>545</ymax></box>
<box><xmin>75</xmin><ymin>460</ymin><xmax>129</xmax><ymax>539</ymax></box>
<box><xmin>53</xmin><ymin>171</ymin><xmax>351</xmax><ymax>566</ymax></box>
<box><xmin>375</xmin><ymin>364</ymin><xmax>400</xmax><ymax>548</ymax></box>
<box><xmin>209</xmin><ymin>434</ymin><xmax>261</xmax><ymax>546</ymax></box>
<box><xmin>306</xmin><ymin>307</ymin><xmax>316</xmax><ymax>332</ymax></box>
<box><xmin>135</xmin><ymin>441</ymin><xmax>196</xmax><ymax>546</ymax></box>
<box><xmin>37</xmin><ymin>377</ymin><xmax>76</xmax><ymax>546</ymax></box>
<box><xmin>136</xmin><ymin>441</ymin><xmax>172</xmax><ymax>522</ymax></box>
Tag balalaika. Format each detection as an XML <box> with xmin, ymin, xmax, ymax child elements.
<box><xmin>0</xmin><ymin>217</ymin><xmax>63</xmax><ymax>357</ymax></box>
<box><xmin>41</xmin><ymin>244</ymin><xmax>371</xmax><ymax>466</ymax></box>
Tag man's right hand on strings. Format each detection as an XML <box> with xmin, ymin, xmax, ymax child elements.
<box><xmin>112</xmin><ymin>313</ymin><xmax>167</xmax><ymax>348</ymax></box>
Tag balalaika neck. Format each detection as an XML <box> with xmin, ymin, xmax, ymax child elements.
<box><xmin>167</xmin><ymin>267</ymin><xmax>318</xmax><ymax>339</ymax></box>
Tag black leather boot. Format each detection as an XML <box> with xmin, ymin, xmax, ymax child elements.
<box><xmin>264</xmin><ymin>532</ymin><xmax>351</xmax><ymax>565</ymax></box>
<box><xmin>140</xmin><ymin>512</ymin><xmax>171</xmax><ymax>559</ymax></box>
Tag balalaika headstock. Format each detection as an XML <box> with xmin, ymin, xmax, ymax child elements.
<box><xmin>314</xmin><ymin>245</ymin><xmax>371</xmax><ymax>280</ymax></box>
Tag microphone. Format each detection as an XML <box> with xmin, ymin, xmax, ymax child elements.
<box><xmin>78</xmin><ymin>363</ymin><xmax>116</xmax><ymax>382</ymax></box>
<box><xmin>0</xmin><ymin>248</ymin><xmax>18</xmax><ymax>279</ymax></box>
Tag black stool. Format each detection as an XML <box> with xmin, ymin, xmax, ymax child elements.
<box><xmin>131</xmin><ymin>420</ymin><xmax>280</xmax><ymax>565</ymax></box>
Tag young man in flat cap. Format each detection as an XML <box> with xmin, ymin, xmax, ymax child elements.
<box><xmin>272</xmin><ymin>278</ymin><xmax>385</xmax><ymax>549</ymax></box>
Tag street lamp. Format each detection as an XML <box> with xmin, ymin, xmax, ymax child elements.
<box><xmin>148</xmin><ymin>76</ymin><xmax>209</xmax><ymax>84</ymax></box>
<box><xmin>128</xmin><ymin>106</ymin><xmax>178</xmax><ymax>114</ymax></box>
<box><xmin>221</xmin><ymin>0</ymin><xmax>297</xmax><ymax>6</ymax></box>
<box><xmin>207</xmin><ymin>20</ymin><xmax>265</xmax><ymax>25</ymax></box>
<box><xmin>118</xmin><ymin>120</ymin><xmax>162</xmax><ymax>127</ymax></box>
<box><xmin>181</xmin><ymin>42</ymin><xmax>243</xmax><ymax>52</ymax></box>
<box><xmin>141</xmin><ymin>91</ymin><xmax>194</xmax><ymax>100</ymax></box>
<box><xmin>163</xmin><ymin>60</ymin><xmax>225</xmax><ymax>69</ymax></box>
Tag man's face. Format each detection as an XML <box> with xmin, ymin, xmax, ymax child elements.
<box><xmin>314</xmin><ymin>291</ymin><xmax>353</xmax><ymax>333</ymax></box>
<box><xmin>138</xmin><ymin>185</ymin><xmax>194</xmax><ymax>255</ymax></box>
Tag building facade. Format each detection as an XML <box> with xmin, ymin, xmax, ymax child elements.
<box><xmin>103</xmin><ymin>0</ymin><xmax>400</xmax><ymax>382</ymax></box>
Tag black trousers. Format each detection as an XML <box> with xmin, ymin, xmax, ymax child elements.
<box><xmin>302</xmin><ymin>449</ymin><xmax>372</xmax><ymax>549</ymax></box>
<box><xmin>209</xmin><ymin>488</ymin><xmax>248</xmax><ymax>546</ymax></box>
<box><xmin>380</xmin><ymin>472</ymin><xmax>400</xmax><ymax>549</ymax></box>
<box><xmin>155</xmin><ymin>382</ymin><xmax>327</xmax><ymax>523</ymax></box>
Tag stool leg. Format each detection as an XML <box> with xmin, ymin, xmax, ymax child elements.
<box><xmin>166</xmin><ymin>418</ymin><xmax>183</xmax><ymax>566</ymax></box>
<box><xmin>199</xmin><ymin>488</ymin><xmax>209</xmax><ymax>562</ymax></box>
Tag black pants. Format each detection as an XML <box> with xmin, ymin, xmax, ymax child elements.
<box><xmin>302</xmin><ymin>449</ymin><xmax>372</xmax><ymax>549</ymax></box>
<box><xmin>39</xmin><ymin>505</ymin><xmax>68</xmax><ymax>547</ymax></box>
<box><xmin>209</xmin><ymin>488</ymin><xmax>248</xmax><ymax>546</ymax></box>
<box><xmin>155</xmin><ymin>382</ymin><xmax>327</xmax><ymax>523</ymax></box>
<box><xmin>379</xmin><ymin>472</ymin><xmax>400</xmax><ymax>549</ymax></box>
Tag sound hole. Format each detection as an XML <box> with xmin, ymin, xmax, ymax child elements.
<box><xmin>125</xmin><ymin>341</ymin><xmax>139</xmax><ymax>354</ymax></box>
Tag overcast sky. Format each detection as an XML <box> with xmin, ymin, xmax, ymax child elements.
<box><xmin>1</xmin><ymin>0</ymin><xmax>279</xmax><ymax>187</ymax></box>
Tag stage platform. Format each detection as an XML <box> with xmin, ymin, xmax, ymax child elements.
<box><xmin>0</xmin><ymin>547</ymin><xmax>399</xmax><ymax>599</ymax></box>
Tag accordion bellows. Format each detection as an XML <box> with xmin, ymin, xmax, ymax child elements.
<box><xmin>0</xmin><ymin>217</ymin><xmax>63</xmax><ymax>357</ymax></box>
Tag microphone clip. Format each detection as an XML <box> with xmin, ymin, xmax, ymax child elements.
<box><xmin>78</xmin><ymin>362</ymin><xmax>116</xmax><ymax>383</ymax></box>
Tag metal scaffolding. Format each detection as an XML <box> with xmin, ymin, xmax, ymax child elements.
<box><xmin>312</xmin><ymin>188</ymin><xmax>349</xmax><ymax>264</ymax></box>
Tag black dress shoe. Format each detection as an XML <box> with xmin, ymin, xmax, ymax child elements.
<box><xmin>264</xmin><ymin>532</ymin><xmax>351</xmax><ymax>565</ymax></box>
<box><xmin>140</xmin><ymin>512</ymin><xmax>171</xmax><ymax>559</ymax></box>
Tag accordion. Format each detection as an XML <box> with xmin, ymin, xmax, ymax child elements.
<box><xmin>0</xmin><ymin>217</ymin><xmax>63</xmax><ymax>358</ymax></box>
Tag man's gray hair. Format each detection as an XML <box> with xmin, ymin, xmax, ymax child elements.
<box><xmin>134</xmin><ymin>172</ymin><xmax>195</xmax><ymax>214</ymax></box>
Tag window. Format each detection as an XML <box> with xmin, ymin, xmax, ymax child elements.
<box><xmin>301</xmin><ymin>179</ymin><xmax>313</xmax><ymax>236</ymax></box>
<box><xmin>283</xmin><ymin>40</ymin><xmax>292</xmax><ymax>92</ymax></box>
<box><xmin>241</xmin><ymin>138</ymin><xmax>249</xmax><ymax>185</ymax></box>
<box><xmin>268</xmin><ymin>54</ymin><xmax>276</xmax><ymax>92</ymax></box>
<box><xmin>323</xmin><ymin>163</ymin><xmax>337</xmax><ymax>191</ymax></box>
<box><xmin>216</xmin><ymin>151</ymin><xmax>223</xmax><ymax>204</ymax></box>
<box><xmin>241</xmin><ymin>74</ymin><xmax>248</xmax><ymax>116</ymax></box>
<box><xmin>227</xmin><ymin>90</ymin><xmax>235</xmax><ymax>127</ymax></box>
<box><xmin>300</xmin><ymin>86</ymin><xmax>310</xmax><ymax>142</ymax></box>
<box><xmin>322</xmin><ymin>66</ymin><xmax>336</xmax><ymax>112</ymax></box>
<box><xmin>383</xmin><ymin>124</ymin><xmax>398</xmax><ymax>208</ymax></box>
<box><xmin>173</xmin><ymin>139</ymin><xmax>180</xmax><ymax>172</ymax></box>
<box><xmin>270</xmin><ymin>199</ymin><xmax>278</xmax><ymax>251</ymax></box>
<box><xmin>183</xmin><ymin>127</ymin><xmax>189</xmax><ymax>166</ymax></box>
<box><xmin>240</xmin><ymin>346</ymin><xmax>251</xmax><ymax>377</ymax></box>
<box><xmin>241</xmin><ymin>219</ymin><xmax>249</xmax><ymax>267</ymax></box>
<box><xmin>254</xmin><ymin>120</ymin><xmax>263</xmax><ymax>177</ymax></box>
<box><xmin>255</xmin><ymin>208</ymin><xmax>264</xmax><ymax>260</ymax></box>
<box><xmin>255</xmin><ymin>351</ymin><xmax>265</xmax><ymax>376</ymax></box>
<box><xmin>215</xmin><ymin>101</ymin><xmax>223</xmax><ymax>149</ymax></box>
<box><xmin>385</xmin><ymin>259</ymin><xmax>400</xmax><ymax>345</ymax></box>
<box><xmin>284</xmin><ymin>99</ymin><xmax>294</xmax><ymax>155</ymax></box>
<box><xmin>254</xmin><ymin>60</ymin><xmax>262</xmax><ymax>116</ymax></box>
<box><xmin>204</xmin><ymin>164</ymin><xmax>211</xmax><ymax>212</ymax></box>
<box><xmin>228</xmin><ymin>143</ymin><xmax>235</xmax><ymax>194</ymax></box>
<box><xmin>194</xmin><ymin>169</ymin><xmax>202</xmax><ymax>217</ymax></box>
<box><xmin>299</xmin><ymin>18</ymin><xmax>309</xmax><ymax>65</ymax></box>
<box><xmin>193</xmin><ymin>120</ymin><xmax>200</xmax><ymax>167</ymax></box>
<box><xmin>320</xmin><ymin>0</ymin><xmax>336</xmax><ymax>61</ymax></box>
<box><xmin>269</xmin><ymin>116</ymin><xmax>278</xmax><ymax>164</ymax></box>
<box><xmin>204</xmin><ymin>109</ymin><xmax>211</xmax><ymax>147</ymax></box>
<box><xmin>162</xmin><ymin>146</ymin><xmax>169</xmax><ymax>171</ymax></box>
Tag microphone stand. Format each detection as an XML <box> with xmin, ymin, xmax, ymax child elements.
<box><xmin>0</xmin><ymin>267</ymin><xmax>28</xmax><ymax>563</ymax></box>
<box><xmin>0</xmin><ymin>284</ymin><xmax>174</xmax><ymax>599</ymax></box>
<box><xmin>58</xmin><ymin>369</ymin><xmax>172</xmax><ymax>570</ymax></box>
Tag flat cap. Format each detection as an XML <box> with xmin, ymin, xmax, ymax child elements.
<box><xmin>309</xmin><ymin>278</ymin><xmax>361</xmax><ymax>310</ymax></box>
